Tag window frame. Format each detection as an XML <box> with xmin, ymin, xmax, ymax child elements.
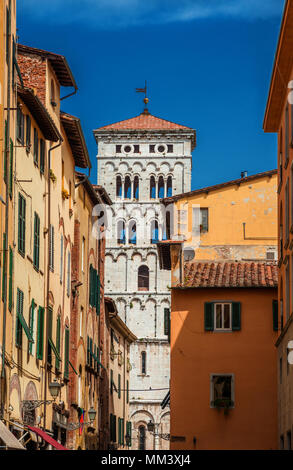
<box><xmin>210</xmin><ymin>373</ymin><xmax>235</xmax><ymax>409</ymax></box>
<box><xmin>213</xmin><ymin>302</ymin><xmax>232</xmax><ymax>331</ymax></box>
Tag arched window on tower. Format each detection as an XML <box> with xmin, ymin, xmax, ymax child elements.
<box><xmin>167</xmin><ymin>176</ymin><xmax>172</xmax><ymax>197</ymax></box>
<box><xmin>141</xmin><ymin>351</ymin><xmax>146</xmax><ymax>374</ymax></box>
<box><xmin>138</xmin><ymin>426</ymin><xmax>146</xmax><ymax>450</ymax></box>
<box><xmin>129</xmin><ymin>220</ymin><xmax>137</xmax><ymax>245</ymax></box>
<box><xmin>158</xmin><ymin>176</ymin><xmax>165</xmax><ymax>199</ymax></box>
<box><xmin>138</xmin><ymin>265</ymin><xmax>149</xmax><ymax>291</ymax></box>
<box><xmin>134</xmin><ymin>176</ymin><xmax>139</xmax><ymax>200</ymax></box>
<box><xmin>117</xmin><ymin>220</ymin><xmax>126</xmax><ymax>244</ymax></box>
<box><xmin>124</xmin><ymin>176</ymin><xmax>131</xmax><ymax>199</ymax></box>
<box><xmin>150</xmin><ymin>176</ymin><xmax>156</xmax><ymax>199</ymax></box>
<box><xmin>116</xmin><ymin>175</ymin><xmax>122</xmax><ymax>198</ymax></box>
<box><xmin>150</xmin><ymin>219</ymin><xmax>159</xmax><ymax>244</ymax></box>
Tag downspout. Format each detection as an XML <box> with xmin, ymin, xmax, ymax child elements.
<box><xmin>1</xmin><ymin>0</ymin><xmax>12</xmax><ymax>401</ymax></box>
<box><xmin>60</xmin><ymin>86</ymin><xmax>78</xmax><ymax>102</ymax></box>
<box><xmin>43</xmin><ymin>137</ymin><xmax>63</xmax><ymax>431</ymax></box>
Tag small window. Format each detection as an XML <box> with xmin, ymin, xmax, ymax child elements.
<box><xmin>124</xmin><ymin>176</ymin><xmax>131</xmax><ymax>199</ymax></box>
<box><xmin>117</xmin><ymin>220</ymin><xmax>126</xmax><ymax>244</ymax></box>
<box><xmin>266</xmin><ymin>251</ymin><xmax>276</xmax><ymax>261</ymax></box>
<box><xmin>133</xmin><ymin>176</ymin><xmax>139</xmax><ymax>200</ymax></box>
<box><xmin>158</xmin><ymin>145</ymin><xmax>165</xmax><ymax>153</ymax></box>
<box><xmin>116</xmin><ymin>145</ymin><xmax>122</xmax><ymax>153</ymax></box>
<box><xmin>124</xmin><ymin>145</ymin><xmax>132</xmax><ymax>154</ymax></box>
<box><xmin>200</xmin><ymin>208</ymin><xmax>208</xmax><ymax>233</ymax></box>
<box><xmin>149</xmin><ymin>145</ymin><xmax>155</xmax><ymax>153</ymax></box>
<box><xmin>129</xmin><ymin>220</ymin><xmax>137</xmax><ymax>245</ymax></box>
<box><xmin>138</xmin><ymin>426</ymin><xmax>146</xmax><ymax>450</ymax></box>
<box><xmin>133</xmin><ymin>145</ymin><xmax>140</xmax><ymax>153</ymax></box>
<box><xmin>150</xmin><ymin>219</ymin><xmax>159</xmax><ymax>244</ymax></box>
<box><xmin>138</xmin><ymin>265</ymin><xmax>149</xmax><ymax>291</ymax></box>
<box><xmin>210</xmin><ymin>374</ymin><xmax>234</xmax><ymax>409</ymax></box>
<box><xmin>33</xmin><ymin>128</ymin><xmax>38</xmax><ymax>166</ymax></box>
<box><xmin>26</xmin><ymin>115</ymin><xmax>31</xmax><ymax>152</ymax></box>
<box><xmin>167</xmin><ymin>144</ymin><xmax>173</xmax><ymax>153</ymax></box>
<box><xmin>16</xmin><ymin>105</ymin><xmax>24</xmax><ymax>144</ymax></box>
<box><xmin>141</xmin><ymin>351</ymin><xmax>146</xmax><ymax>374</ymax></box>
<box><xmin>116</xmin><ymin>176</ymin><xmax>122</xmax><ymax>198</ymax></box>
<box><xmin>150</xmin><ymin>176</ymin><xmax>156</xmax><ymax>199</ymax></box>
<box><xmin>214</xmin><ymin>303</ymin><xmax>232</xmax><ymax>331</ymax></box>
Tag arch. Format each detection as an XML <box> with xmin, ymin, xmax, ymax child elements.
<box><xmin>124</xmin><ymin>175</ymin><xmax>131</xmax><ymax>199</ymax></box>
<box><xmin>158</xmin><ymin>176</ymin><xmax>165</xmax><ymax>199</ymax></box>
<box><xmin>150</xmin><ymin>219</ymin><xmax>159</xmax><ymax>244</ymax></box>
<box><xmin>150</xmin><ymin>176</ymin><xmax>156</xmax><ymax>199</ymax></box>
<box><xmin>117</xmin><ymin>219</ymin><xmax>126</xmax><ymax>244</ymax></box>
<box><xmin>128</xmin><ymin>219</ymin><xmax>137</xmax><ymax>245</ymax></box>
<box><xmin>167</xmin><ymin>175</ymin><xmax>172</xmax><ymax>197</ymax></box>
<box><xmin>138</xmin><ymin>265</ymin><xmax>149</xmax><ymax>291</ymax></box>
<box><xmin>116</xmin><ymin>175</ymin><xmax>122</xmax><ymax>198</ymax></box>
<box><xmin>133</xmin><ymin>175</ymin><xmax>139</xmax><ymax>200</ymax></box>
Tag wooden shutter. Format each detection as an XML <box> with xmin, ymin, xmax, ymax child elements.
<box><xmin>18</xmin><ymin>194</ymin><xmax>26</xmax><ymax>255</ymax></box>
<box><xmin>118</xmin><ymin>418</ymin><xmax>121</xmax><ymax>445</ymax></box>
<box><xmin>40</xmin><ymin>139</ymin><xmax>45</xmax><ymax>173</ymax></box>
<box><xmin>204</xmin><ymin>302</ymin><xmax>214</xmax><ymax>331</ymax></box>
<box><xmin>15</xmin><ymin>289</ymin><xmax>23</xmax><ymax>347</ymax></box>
<box><xmin>232</xmin><ymin>302</ymin><xmax>241</xmax><ymax>331</ymax></box>
<box><xmin>113</xmin><ymin>415</ymin><xmax>117</xmax><ymax>443</ymax></box>
<box><xmin>127</xmin><ymin>421</ymin><xmax>132</xmax><ymax>447</ymax></box>
<box><xmin>121</xmin><ymin>418</ymin><xmax>124</xmax><ymax>446</ymax></box>
<box><xmin>118</xmin><ymin>373</ymin><xmax>121</xmax><ymax>399</ymax></box>
<box><xmin>56</xmin><ymin>316</ymin><xmax>61</xmax><ymax>370</ymax></box>
<box><xmin>47</xmin><ymin>306</ymin><xmax>53</xmax><ymax>365</ymax></box>
<box><xmin>164</xmin><ymin>308</ymin><xmax>170</xmax><ymax>341</ymax></box>
<box><xmin>8</xmin><ymin>247</ymin><xmax>13</xmax><ymax>312</ymax></box>
<box><xmin>36</xmin><ymin>306</ymin><xmax>45</xmax><ymax>360</ymax></box>
<box><xmin>273</xmin><ymin>300</ymin><xmax>278</xmax><ymax>331</ymax></box>
<box><xmin>9</xmin><ymin>139</ymin><xmax>13</xmax><ymax>198</ymax></box>
<box><xmin>28</xmin><ymin>299</ymin><xmax>35</xmax><ymax>355</ymax></box>
<box><xmin>2</xmin><ymin>233</ymin><xmax>6</xmax><ymax>302</ymax></box>
<box><xmin>33</xmin><ymin>213</ymin><xmax>40</xmax><ymax>269</ymax></box>
<box><xmin>64</xmin><ymin>327</ymin><xmax>69</xmax><ymax>379</ymax></box>
<box><xmin>26</xmin><ymin>115</ymin><xmax>31</xmax><ymax>151</ymax></box>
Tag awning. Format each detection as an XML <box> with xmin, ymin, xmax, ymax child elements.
<box><xmin>0</xmin><ymin>420</ymin><xmax>26</xmax><ymax>450</ymax></box>
<box><xmin>27</xmin><ymin>426</ymin><xmax>69</xmax><ymax>450</ymax></box>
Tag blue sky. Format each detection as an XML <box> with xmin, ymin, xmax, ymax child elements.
<box><xmin>17</xmin><ymin>0</ymin><xmax>284</xmax><ymax>189</ymax></box>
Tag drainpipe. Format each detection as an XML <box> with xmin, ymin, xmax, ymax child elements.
<box><xmin>60</xmin><ymin>86</ymin><xmax>78</xmax><ymax>102</ymax></box>
<box><xmin>1</xmin><ymin>1</ymin><xmax>12</xmax><ymax>412</ymax></box>
<box><xmin>43</xmin><ymin>137</ymin><xmax>63</xmax><ymax>431</ymax></box>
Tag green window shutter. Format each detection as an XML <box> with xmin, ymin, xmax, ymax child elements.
<box><xmin>121</xmin><ymin>418</ymin><xmax>124</xmax><ymax>446</ymax></box>
<box><xmin>110</xmin><ymin>369</ymin><xmax>113</xmax><ymax>395</ymax></box>
<box><xmin>164</xmin><ymin>308</ymin><xmax>170</xmax><ymax>341</ymax></box>
<box><xmin>97</xmin><ymin>346</ymin><xmax>100</xmax><ymax>374</ymax></box>
<box><xmin>33</xmin><ymin>128</ymin><xmax>38</xmax><ymax>165</ymax></box>
<box><xmin>232</xmin><ymin>302</ymin><xmax>241</xmax><ymax>331</ymax></box>
<box><xmin>40</xmin><ymin>139</ymin><xmax>45</xmax><ymax>174</ymax></box>
<box><xmin>96</xmin><ymin>272</ymin><xmax>100</xmax><ymax>315</ymax></box>
<box><xmin>204</xmin><ymin>302</ymin><xmax>214</xmax><ymax>331</ymax></box>
<box><xmin>2</xmin><ymin>233</ymin><xmax>6</xmax><ymax>302</ymax></box>
<box><xmin>87</xmin><ymin>336</ymin><xmax>90</xmax><ymax>365</ymax></box>
<box><xmin>273</xmin><ymin>300</ymin><xmax>278</xmax><ymax>331</ymax></box>
<box><xmin>110</xmin><ymin>413</ymin><xmax>113</xmax><ymax>441</ymax></box>
<box><xmin>28</xmin><ymin>299</ymin><xmax>36</xmax><ymax>355</ymax></box>
<box><xmin>47</xmin><ymin>306</ymin><xmax>53</xmax><ymax>365</ymax></box>
<box><xmin>113</xmin><ymin>415</ymin><xmax>117</xmax><ymax>443</ymax></box>
<box><xmin>118</xmin><ymin>418</ymin><xmax>121</xmax><ymax>445</ymax></box>
<box><xmin>118</xmin><ymin>373</ymin><xmax>121</xmax><ymax>399</ymax></box>
<box><xmin>33</xmin><ymin>212</ymin><xmax>40</xmax><ymax>269</ymax></box>
<box><xmin>8</xmin><ymin>247</ymin><xmax>13</xmax><ymax>312</ymax></box>
<box><xmin>49</xmin><ymin>225</ymin><xmax>54</xmax><ymax>272</ymax></box>
<box><xmin>18</xmin><ymin>194</ymin><xmax>26</xmax><ymax>255</ymax></box>
<box><xmin>9</xmin><ymin>139</ymin><xmax>13</xmax><ymax>198</ymax></box>
<box><xmin>126</xmin><ymin>380</ymin><xmax>129</xmax><ymax>404</ymax></box>
<box><xmin>4</xmin><ymin>120</ymin><xmax>7</xmax><ymax>182</ymax></box>
<box><xmin>26</xmin><ymin>115</ymin><xmax>31</xmax><ymax>151</ymax></box>
<box><xmin>127</xmin><ymin>421</ymin><xmax>132</xmax><ymax>447</ymax></box>
<box><xmin>36</xmin><ymin>306</ymin><xmax>45</xmax><ymax>360</ymax></box>
<box><xmin>64</xmin><ymin>327</ymin><xmax>69</xmax><ymax>379</ymax></box>
<box><xmin>56</xmin><ymin>316</ymin><xmax>61</xmax><ymax>370</ymax></box>
<box><xmin>15</xmin><ymin>288</ymin><xmax>23</xmax><ymax>347</ymax></box>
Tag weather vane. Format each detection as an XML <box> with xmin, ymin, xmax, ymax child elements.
<box><xmin>136</xmin><ymin>81</ymin><xmax>149</xmax><ymax>114</ymax></box>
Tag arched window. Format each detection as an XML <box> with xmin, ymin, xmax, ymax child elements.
<box><xmin>124</xmin><ymin>176</ymin><xmax>131</xmax><ymax>199</ymax></box>
<box><xmin>138</xmin><ymin>265</ymin><xmax>149</xmax><ymax>291</ymax></box>
<box><xmin>150</xmin><ymin>220</ymin><xmax>159</xmax><ymax>244</ymax></box>
<box><xmin>167</xmin><ymin>176</ymin><xmax>172</xmax><ymax>197</ymax></box>
<box><xmin>116</xmin><ymin>175</ymin><xmax>122</xmax><ymax>198</ymax></box>
<box><xmin>138</xmin><ymin>426</ymin><xmax>146</xmax><ymax>450</ymax></box>
<box><xmin>141</xmin><ymin>351</ymin><xmax>146</xmax><ymax>374</ymax></box>
<box><xmin>129</xmin><ymin>220</ymin><xmax>137</xmax><ymax>245</ymax></box>
<box><xmin>117</xmin><ymin>220</ymin><xmax>126</xmax><ymax>244</ymax></box>
<box><xmin>134</xmin><ymin>176</ymin><xmax>139</xmax><ymax>200</ymax></box>
<box><xmin>150</xmin><ymin>176</ymin><xmax>156</xmax><ymax>199</ymax></box>
<box><xmin>158</xmin><ymin>176</ymin><xmax>165</xmax><ymax>199</ymax></box>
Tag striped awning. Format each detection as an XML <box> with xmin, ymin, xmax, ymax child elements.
<box><xmin>0</xmin><ymin>420</ymin><xmax>26</xmax><ymax>450</ymax></box>
<box><xmin>27</xmin><ymin>426</ymin><xmax>69</xmax><ymax>450</ymax></box>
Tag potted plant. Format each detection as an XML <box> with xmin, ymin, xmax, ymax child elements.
<box><xmin>212</xmin><ymin>398</ymin><xmax>234</xmax><ymax>415</ymax></box>
<box><xmin>62</xmin><ymin>188</ymin><xmax>69</xmax><ymax>200</ymax></box>
<box><xmin>49</xmin><ymin>169</ymin><xmax>57</xmax><ymax>183</ymax></box>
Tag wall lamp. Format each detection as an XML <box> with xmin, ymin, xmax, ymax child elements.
<box><xmin>147</xmin><ymin>420</ymin><xmax>170</xmax><ymax>441</ymax></box>
<box><xmin>22</xmin><ymin>379</ymin><xmax>62</xmax><ymax>412</ymax></box>
<box><xmin>66</xmin><ymin>406</ymin><xmax>97</xmax><ymax>431</ymax></box>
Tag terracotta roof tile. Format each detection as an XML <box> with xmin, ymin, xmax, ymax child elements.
<box><xmin>94</xmin><ymin>112</ymin><xmax>193</xmax><ymax>131</ymax></box>
<box><xmin>178</xmin><ymin>261</ymin><xmax>278</xmax><ymax>288</ymax></box>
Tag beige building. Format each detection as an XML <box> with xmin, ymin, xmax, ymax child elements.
<box><xmin>106</xmin><ymin>297</ymin><xmax>136</xmax><ymax>450</ymax></box>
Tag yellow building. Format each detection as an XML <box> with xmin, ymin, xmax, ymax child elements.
<box><xmin>162</xmin><ymin>170</ymin><xmax>278</xmax><ymax>263</ymax></box>
<box><xmin>106</xmin><ymin>298</ymin><xmax>137</xmax><ymax>450</ymax></box>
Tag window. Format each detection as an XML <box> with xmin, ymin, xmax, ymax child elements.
<box><xmin>117</xmin><ymin>220</ymin><xmax>126</xmax><ymax>244</ymax></box>
<box><xmin>81</xmin><ymin>237</ymin><xmax>85</xmax><ymax>272</ymax></box>
<box><xmin>167</xmin><ymin>176</ymin><xmax>172</xmax><ymax>197</ymax></box>
<box><xmin>33</xmin><ymin>212</ymin><xmax>40</xmax><ymax>270</ymax></box>
<box><xmin>167</xmin><ymin>144</ymin><xmax>173</xmax><ymax>153</ymax></box>
<box><xmin>150</xmin><ymin>219</ymin><xmax>159</xmax><ymax>244</ymax></box>
<box><xmin>126</xmin><ymin>421</ymin><xmax>132</xmax><ymax>447</ymax></box>
<box><xmin>124</xmin><ymin>175</ymin><xmax>131</xmax><ymax>199</ymax></box>
<box><xmin>204</xmin><ymin>302</ymin><xmax>241</xmax><ymax>331</ymax></box>
<box><xmin>110</xmin><ymin>414</ymin><xmax>117</xmax><ymax>443</ymax></box>
<box><xmin>18</xmin><ymin>193</ymin><xmax>26</xmax><ymax>256</ymax></box>
<box><xmin>36</xmin><ymin>306</ymin><xmax>45</xmax><ymax>360</ymax></box>
<box><xmin>150</xmin><ymin>176</ymin><xmax>156</xmax><ymax>199</ymax></box>
<box><xmin>133</xmin><ymin>176</ymin><xmax>139</xmax><ymax>200</ymax></box>
<box><xmin>118</xmin><ymin>373</ymin><xmax>121</xmax><ymax>399</ymax></box>
<box><xmin>141</xmin><ymin>351</ymin><xmax>146</xmax><ymax>374</ymax></box>
<box><xmin>33</xmin><ymin>128</ymin><xmax>38</xmax><ymax>165</ymax></box>
<box><xmin>26</xmin><ymin>115</ymin><xmax>31</xmax><ymax>152</ymax></box>
<box><xmin>116</xmin><ymin>176</ymin><xmax>122</xmax><ymax>198</ymax></box>
<box><xmin>138</xmin><ymin>265</ymin><xmax>149</xmax><ymax>291</ymax></box>
<box><xmin>64</xmin><ymin>327</ymin><xmax>70</xmax><ymax>379</ymax></box>
<box><xmin>15</xmin><ymin>288</ymin><xmax>24</xmax><ymax>348</ymax></box>
<box><xmin>49</xmin><ymin>225</ymin><xmax>54</xmax><ymax>272</ymax></box>
<box><xmin>60</xmin><ymin>235</ymin><xmax>63</xmax><ymax>283</ymax></box>
<box><xmin>210</xmin><ymin>374</ymin><xmax>234</xmax><ymax>409</ymax></box>
<box><xmin>138</xmin><ymin>426</ymin><xmax>146</xmax><ymax>450</ymax></box>
<box><xmin>149</xmin><ymin>145</ymin><xmax>155</xmax><ymax>153</ymax></box>
<box><xmin>164</xmin><ymin>308</ymin><xmax>170</xmax><ymax>341</ymax></box>
<box><xmin>116</xmin><ymin>145</ymin><xmax>122</xmax><ymax>153</ymax></box>
<box><xmin>129</xmin><ymin>220</ymin><xmax>137</xmax><ymax>245</ymax></box>
<box><xmin>28</xmin><ymin>299</ymin><xmax>36</xmax><ymax>355</ymax></box>
<box><xmin>40</xmin><ymin>139</ymin><xmax>45</xmax><ymax>174</ymax></box>
<box><xmin>56</xmin><ymin>315</ymin><xmax>61</xmax><ymax>370</ymax></box>
<box><xmin>158</xmin><ymin>176</ymin><xmax>164</xmax><ymax>198</ymax></box>
<box><xmin>200</xmin><ymin>208</ymin><xmax>209</xmax><ymax>233</ymax></box>
<box><xmin>16</xmin><ymin>105</ymin><xmax>24</xmax><ymax>144</ymax></box>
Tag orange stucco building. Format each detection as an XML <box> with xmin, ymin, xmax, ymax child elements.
<box><xmin>159</xmin><ymin>241</ymin><xmax>278</xmax><ymax>449</ymax></box>
<box><xmin>263</xmin><ymin>0</ymin><xmax>293</xmax><ymax>449</ymax></box>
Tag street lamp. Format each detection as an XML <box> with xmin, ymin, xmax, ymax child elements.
<box><xmin>66</xmin><ymin>407</ymin><xmax>97</xmax><ymax>431</ymax></box>
<box><xmin>147</xmin><ymin>420</ymin><xmax>170</xmax><ymax>441</ymax></box>
<box><xmin>22</xmin><ymin>379</ymin><xmax>62</xmax><ymax>411</ymax></box>
<box><xmin>88</xmin><ymin>406</ymin><xmax>96</xmax><ymax>423</ymax></box>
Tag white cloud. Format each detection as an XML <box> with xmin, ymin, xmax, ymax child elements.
<box><xmin>19</xmin><ymin>0</ymin><xmax>284</xmax><ymax>29</ymax></box>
